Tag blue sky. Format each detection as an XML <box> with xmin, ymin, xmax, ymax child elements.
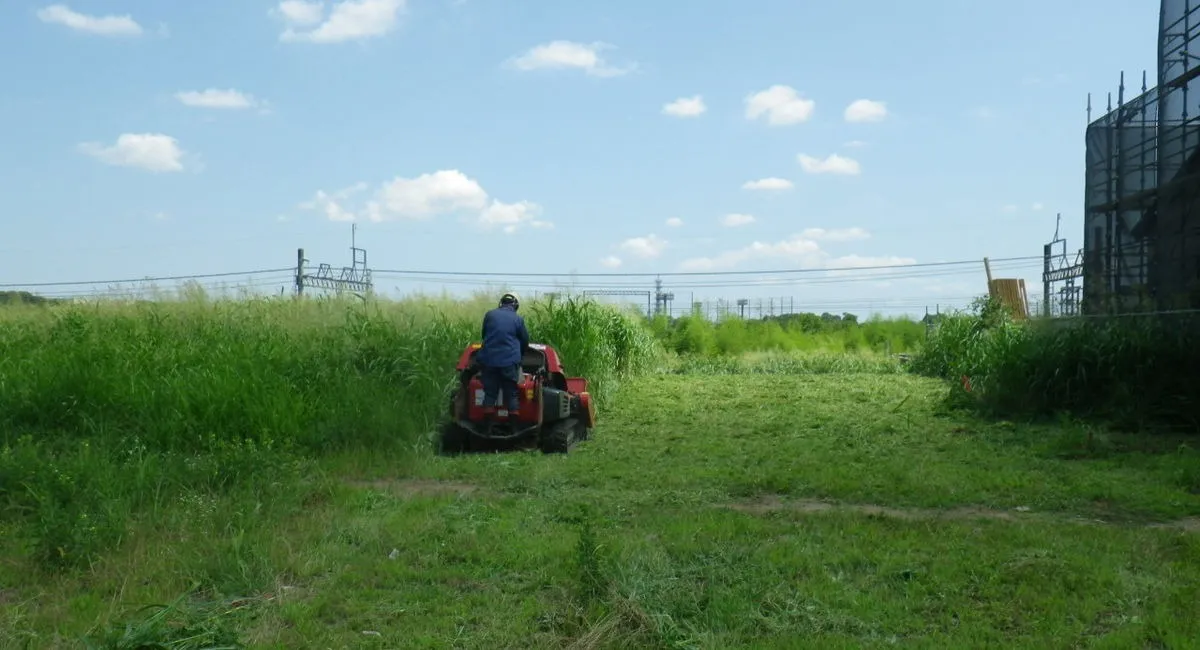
<box><xmin>0</xmin><ymin>0</ymin><xmax>1162</xmax><ymax>315</ymax></box>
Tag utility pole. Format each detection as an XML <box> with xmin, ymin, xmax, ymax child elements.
<box><xmin>1043</xmin><ymin>240</ymin><xmax>1052</xmax><ymax>317</ymax></box>
<box><xmin>653</xmin><ymin>276</ymin><xmax>674</xmax><ymax>316</ymax></box>
<box><xmin>295</xmin><ymin>248</ymin><xmax>306</xmax><ymax>296</ymax></box>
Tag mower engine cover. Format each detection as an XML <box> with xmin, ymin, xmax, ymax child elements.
<box><xmin>440</xmin><ymin>342</ymin><xmax>596</xmax><ymax>453</ymax></box>
<box><xmin>463</xmin><ymin>370</ymin><xmax>543</xmax><ymax>422</ymax></box>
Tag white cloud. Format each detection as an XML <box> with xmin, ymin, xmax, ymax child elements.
<box><xmin>680</xmin><ymin>235</ymin><xmax>823</xmax><ymax>271</ymax></box>
<box><xmin>798</xmin><ymin>153</ymin><xmax>860</xmax><ymax>175</ymax></box>
<box><xmin>742</xmin><ymin>177</ymin><xmax>793</xmax><ymax>191</ymax></box>
<box><xmin>509</xmin><ymin>41</ymin><xmax>633</xmax><ymax>77</ymax></box>
<box><xmin>817</xmin><ymin>253</ymin><xmax>921</xmax><ymax>281</ymax></box>
<box><xmin>744</xmin><ymin>85</ymin><xmax>815</xmax><ymax>125</ymax></box>
<box><xmin>276</xmin><ymin>0</ymin><xmax>324</xmax><ymax>25</ymax></box>
<box><xmin>1002</xmin><ymin>204</ymin><xmax>1018</xmax><ymax>213</ymax></box>
<box><xmin>478</xmin><ymin>199</ymin><xmax>552</xmax><ymax>234</ymax></box>
<box><xmin>372</xmin><ymin>170</ymin><xmax>488</xmax><ymax>218</ymax></box>
<box><xmin>306</xmin><ymin>191</ymin><xmax>357</xmax><ymax>221</ymax></box>
<box><xmin>175</xmin><ymin>89</ymin><xmax>260</xmax><ymax>110</ymax></box>
<box><xmin>599</xmin><ymin>255</ymin><xmax>622</xmax><ymax>268</ymax></box>
<box><xmin>843</xmin><ymin>140</ymin><xmax>867</xmax><ymax>148</ymax></box>
<box><xmin>1032</xmin><ymin>202</ymin><xmax>1044</xmax><ymax>211</ymax></box>
<box><xmin>844</xmin><ymin>99</ymin><xmax>887</xmax><ymax>123</ymax></box>
<box><xmin>826</xmin><ymin>254</ymin><xmax>916</xmax><ymax>268</ymax></box>
<box><xmin>618</xmin><ymin>234</ymin><xmax>667</xmax><ymax>259</ymax></box>
<box><xmin>662</xmin><ymin>95</ymin><xmax>705</xmax><ymax>117</ymax></box>
<box><xmin>298</xmin><ymin>182</ymin><xmax>367</xmax><ymax>222</ymax></box>
<box><xmin>275</xmin><ymin>0</ymin><xmax>405</xmax><ymax>44</ymax></box>
<box><xmin>78</xmin><ymin>133</ymin><xmax>185</xmax><ymax>172</ymax></box>
<box><xmin>721</xmin><ymin>213</ymin><xmax>755</xmax><ymax>227</ymax></box>
<box><xmin>301</xmin><ymin>171</ymin><xmax>546</xmax><ymax>233</ymax></box>
<box><xmin>665</xmin><ymin>217</ymin><xmax>683</xmax><ymax>227</ymax></box>
<box><xmin>36</xmin><ymin>4</ymin><xmax>143</xmax><ymax>36</ymax></box>
<box><xmin>678</xmin><ymin>232</ymin><xmax>912</xmax><ymax>272</ymax></box>
<box><xmin>800</xmin><ymin>227</ymin><xmax>870</xmax><ymax>242</ymax></box>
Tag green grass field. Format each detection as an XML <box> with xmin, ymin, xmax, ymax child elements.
<box><xmin>1</xmin><ymin>294</ymin><xmax>1197</xmax><ymax>648</ymax></box>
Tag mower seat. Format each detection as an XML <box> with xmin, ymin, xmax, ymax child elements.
<box><xmin>521</xmin><ymin>347</ymin><xmax>547</xmax><ymax>374</ymax></box>
<box><xmin>463</xmin><ymin>347</ymin><xmax>546</xmax><ymax>378</ymax></box>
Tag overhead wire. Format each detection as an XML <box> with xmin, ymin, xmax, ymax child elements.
<box><xmin>27</xmin><ymin>275</ymin><xmax>298</xmax><ymax>299</ymax></box>
<box><xmin>661</xmin><ymin>298</ymin><xmax>980</xmax><ymax>313</ymax></box>
<box><xmin>373</xmin><ymin>260</ymin><xmax>1042</xmax><ymax>290</ymax></box>
<box><xmin>0</xmin><ymin>267</ymin><xmax>295</xmax><ymax>289</ymax></box>
<box><xmin>0</xmin><ymin>255</ymin><xmax>1041</xmax><ymax>306</ymax></box>
<box><xmin>371</xmin><ymin>254</ymin><xmax>1044</xmax><ymax>278</ymax></box>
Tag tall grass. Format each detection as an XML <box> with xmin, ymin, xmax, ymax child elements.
<box><xmin>0</xmin><ymin>291</ymin><xmax>660</xmax><ymax>574</ymax></box>
<box><xmin>664</xmin><ymin>350</ymin><xmax>905</xmax><ymax>375</ymax></box>
<box><xmin>648</xmin><ymin>310</ymin><xmax>926</xmax><ymax>356</ymax></box>
<box><xmin>912</xmin><ymin>297</ymin><xmax>1200</xmax><ymax>429</ymax></box>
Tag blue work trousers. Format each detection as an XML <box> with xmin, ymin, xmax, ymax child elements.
<box><xmin>480</xmin><ymin>364</ymin><xmax>521</xmax><ymax>411</ymax></box>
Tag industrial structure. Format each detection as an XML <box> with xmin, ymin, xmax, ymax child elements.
<box><xmin>1076</xmin><ymin>0</ymin><xmax>1200</xmax><ymax>313</ymax></box>
<box><xmin>294</xmin><ymin>224</ymin><xmax>373</xmax><ymax>298</ymax></box>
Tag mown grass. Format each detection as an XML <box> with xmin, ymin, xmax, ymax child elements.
<box><xmin>3</xmin><ymin>291</ymin><xmax>1198</xmax><ymax>647</ymax></box>
<box><xmin>6</xmin><ymin>367</ymin><xmax>1196</xmax><ymax>647</ymax></box>
<box><xmin>662</xmin><ymin>349</ymin><xmax>905</xmax><ymax>375</ymax></box>
<box><xmin>913</xmin><ymin>297</ymin><xmax>1200</xmax><ymax>430</ymax></box>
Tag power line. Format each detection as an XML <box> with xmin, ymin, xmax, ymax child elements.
<box><xmin>27</xmin><ymin>276</ymin><xmax>298</xmax><ymax>299</ymax></box>
<box><xmin>0</xmin><ymin>267</ymin><xmax>294</xmax><ymax>289</ymax></box>
<box><xmin>0</xmin><ymin>255</ymin><xmax>1040</xmax><ymax>295</ymax></box>
<box><xmin>374</xmin><ymin>261</ymin><xmax>1042</xmax><ymax>290</ymax></box>
<box><xmin>372</xmin><ymin>254</ymin><xmax>1043</xmax><ymax>278</ymax></box>
<box><xmin>374</xmin><ymin>259</ymin><xmax>1039</xmax><ymax>284</ymax></box>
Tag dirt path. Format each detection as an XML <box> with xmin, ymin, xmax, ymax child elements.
<box><xmin>723</xmin><ymin>493</ymin><xmax>1200</xmax><ymax>532</ymax></box>
<box><xmin>345</xmin><ymin>478</ymin><xmax>1200</xmax><ymax>533</ymax></box>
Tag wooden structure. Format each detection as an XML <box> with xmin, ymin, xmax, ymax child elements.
<box><xmin>984</xmin><ymin>257</ymin><xmax>1030</xmax><ymax>319</ymax></box>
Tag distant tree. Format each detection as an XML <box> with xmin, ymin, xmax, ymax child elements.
<box><xmin>0</xmin><ymin>291</ymin><xmax>59</xmax><ymax>305</ymax></box>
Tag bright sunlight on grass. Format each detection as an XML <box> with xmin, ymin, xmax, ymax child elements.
<box><xmin>0</xmin><ymin>291</ymin><xmax>1196</xmax><ymax>648</ymax></box>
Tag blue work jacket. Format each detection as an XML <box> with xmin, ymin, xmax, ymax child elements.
<box><xmin>477</xmin><ymin>305</ymin><xmax>530</xmax><ymax>367</ymax></box>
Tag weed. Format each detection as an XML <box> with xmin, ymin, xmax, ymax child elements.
<box><xmin>912</xmin><ymin>297</ymin><xmax>1200</xmax><ymax>430</ymax></box>
<box><xmin>648</xmin><ymin>310</ymin><xmax>926</xmax><ymax>357</ymax></box>
<box><xmin>81</xmin><ymin>592</ymin><xmax>245</xmax><ymax>650</ymax></box>
<box><xmin>5</xmin><ymin>288</ymin><xmax>1200</xmax><ymax>646</ymax></box>
<box><xmin>0</xmin><ymin>291</ymin><xmax>659</xmax><ymax>576</ymax></box>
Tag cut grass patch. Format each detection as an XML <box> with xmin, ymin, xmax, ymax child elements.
<box><xmin>3</xmin><ymin>347</ymin><xmax>1199</xmax><ymax>646</ymax></box>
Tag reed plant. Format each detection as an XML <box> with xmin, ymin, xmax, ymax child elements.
<box><xmin>912</xmin><ymin>297</ymin><xmax>1200</xmax><ymax>429</ymax></box>
<box><xmin>648</xmin><ymin>311</ymin><xmax>925</xmax><ymax>357</ymax></box>
<box><xmin>0</xmin><ymin>290</ymin><xmax>660</xmax><ymax>571</ymax></box>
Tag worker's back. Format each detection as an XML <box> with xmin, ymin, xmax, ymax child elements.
<box><xmin>478</xmin><ymin>305</ymin><xmax>527</xmax><ymax>367</ymax></box>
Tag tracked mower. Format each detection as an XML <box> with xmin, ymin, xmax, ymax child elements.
<box><xmin>438</xmin><ymin>342</ymin><xmax>596</xmax><ymax>454</ymax></box>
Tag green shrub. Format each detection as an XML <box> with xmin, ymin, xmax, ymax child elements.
<box><xmin>645</xmin><ymin>311</ymin><xmax>924</xmax><ymax>357</ymax></box>
<box><xmin>912</xmin><ymin>297</ymin><xmax>1200</xmax><ymax>429</ymax></box>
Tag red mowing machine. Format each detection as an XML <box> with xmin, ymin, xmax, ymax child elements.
<box><xmin>438</xmin><ymin>342</ymin><xmax>596</xmax><ymax>454</ymax></box>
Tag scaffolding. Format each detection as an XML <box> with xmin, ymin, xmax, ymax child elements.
<box><xmin>1082</xmin><ymin>0</ymin><xmax>1200</xmax><ymax>313</ymax></box>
